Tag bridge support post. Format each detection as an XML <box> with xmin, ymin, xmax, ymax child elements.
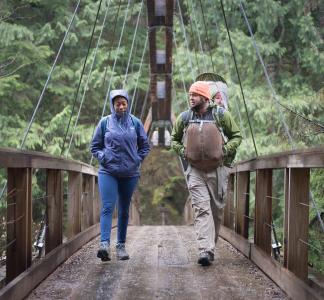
<box><xmin>284</xmin><ymin>168</ymin><xmax>309</xmax><ymax>281</ymax></box>
<box><xmin>224</xmin><ymin>173</ymin><xmax>235</xmax><ymax>229</ymax></box>
<box><xmin>46</xmin><ymin>169</ymin><xmax>63</xmax><ymax>254</ymax></box>
<box><xmin>6</xmin><ymin>168</ymin><xmax>32</xmax><ymax>282</ymax></box>
<box><xmin>255</xmin><ymin>169</ymin><xmax>272</xmax><ymax>254</ymax></box>
<box><xmin>93</xmin><ymin>177</ymin><xmax>100</xmax><ymax>223</ymax></box>
<box><xmin>82</xmin><ymin>175</ymin><xmax>95</xmax><ymax>230</ymax></box>
<box><xmin>67</xmin><ymin>171</ymin><xmax>82</xmax><ymax>238</ymax></box>
<box><xmin>236</xmin><ymin>171</ymin><xmax>250</xmax><ymax>238</ymax></box>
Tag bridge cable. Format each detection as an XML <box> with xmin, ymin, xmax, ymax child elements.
<box><xmin>19</xmin><ymin>0</ymin><xmax>81</xmax><ymax>151</ymax></box>
<box><xmin>100</xmin><ymin>0</ymin><xmax>131</xmax><ymax>120</ymax></box>
<box><xmin>198</xmin><ymin>0</ymin><xmax>215</xmax><ymax>73</ymax></box>
<box><xmin>238</xmin><ymin>1</ymin><xmax>324</xmax><ymax>232</ymax></box>
<box><xmin>89</xmin><ymin>0</ymin><xmax>131</xmax><ymax>165</ymax></box>
<box><xmin>140</xmin><ymin>79</ymin><xmax>151</xmax><ymax>121</ymax></box>
<box><xmin>0</xmin><ymin>0</ymin><xmax>82</xmax><ymax>202</ymax></box>
<box><xmin>176</xmin><ymin>0</ymin><xmax>195</xmax><ymax>81</ymax></box>
<box><xmin>238</xmin><ymin>1</ymin><xmax>294</xmax><ymax>148</ymax></box>
<box><xmin>130</xmin><ymin>34</ymin><xmax>149</xmax><ymax>114</ymax></box>
<box><xmin>187</xmin><ymin>0</ymin><xmax>208</xmax><ymax>72</ymax></box>
<box><xmin>184</xmin><ymin>0</ymin><xmax>201</xmax><ymax>73</ymax></box>
<box><xmin>66</xmin><ymin>0</ymin><xmax>112</xmax><ymax>157</ymax></box>
<box><xmin>122</xmin><ymin>0</ymin><xmax>144</xmax><ymax>88</ymax></box>
<box><xmin>60</xmin><ymin>0</ymin><xmax>104</xmax><ymax>156</ymax></box>
<box><xmin>219</xmin><ymin>0</ymin><xmax>258</xmax><ymax>156</ymax></box>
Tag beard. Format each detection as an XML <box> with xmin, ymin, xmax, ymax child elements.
<box><xmin>190</xmin><ymin>97</ymin><xmax>206</xmax><ymax>112</ymax></box>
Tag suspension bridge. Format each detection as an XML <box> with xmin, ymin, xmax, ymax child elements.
<box><xmin>0</xmin><ymin>1</ymin><xmax>323</xmax><ymax>299</ymax></box>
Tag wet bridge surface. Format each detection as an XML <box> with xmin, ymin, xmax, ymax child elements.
<box><xmin>27</xmin><ymin>226</ymin><xmax>287</xmax><ymax>300</ymax></box>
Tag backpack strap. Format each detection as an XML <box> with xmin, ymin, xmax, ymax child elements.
<box><xmin>101</xmin><ymin>114</ymin><xmax>141</xmax><ymax>145</ymax></box>
<box><xmin>212</xmin><ymin>106</ymin><xmax>227</xmax><ymax>143</ymax></box>
<box><xmin>181</xmin><ymin>109</ymin><xmax>194</xmax><ymax>126</ymax></box>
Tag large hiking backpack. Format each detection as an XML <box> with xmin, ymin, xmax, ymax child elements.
<box><xmin>182</xmin><ymin>107</ymin><xmax>225</xmax><ymax>171</ymax></box>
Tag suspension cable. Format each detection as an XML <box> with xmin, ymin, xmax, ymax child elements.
<box><xmin>187</xmin><ymin>0</ymin><xmax>208</xmax><ymax>72</ymax></box>
<box><xmin>140</xmin><ymin>79</ymin><xmax>150</xmax><ymax>121</ymax></box>
<box><xmin>176</xmin><ymin>0</ymin><xmax>195</xmax><ymax>81</ymax></box>
<box><xmin>101</xmin><ymin>0</ymin><xmax>131</xmax><ymax>119</ymax></box>
<box><xmin>66</xmin><ymin>0</ymin><xmax>112</xmax><ymax>157</ymax></box>
<box><xmin>198</xmin><ymin>0</ymin><xmax>215</xmax><ymax>72</ymax></box>
<box><xmin>122</xmin><ymin>0</ymin><xmax>144</xmax><ymax>88</ymax></box>
<box><xmin>130</xmin><ymin>34</ymin><xmax>148</xmax><ymax>114</ymax></box>
<box><xmin>60</xmin><ymin>0</ymin><xmax>104</xmax><ymax>155</ymax></box>
<box><xmin>219</xmin><ymin>0</ymin><xmax>258</xmax><ymax>156</ymax></box>
<box><xmin>19</xmin><ymin>0</ymin><xmax>82</xmax><ymax>150</ymax></box>
<box><xmin>238</xmin><ymin>1</ymin><xmax>295</xmax><ymax>148</ymax></box>
<box><xmin>174</xmin><ymin>35</ymin><xmax>188</xmax><ymax>98</ymax></box>
<box><xmin>184</xmin><ymin>0</ymin><xmax>201</xmax><ymax>73</ymax></box>
<box><xmin>239</xmin><ymin>1</ymin><xmax>324</xmax><ymax>232</ymax></box>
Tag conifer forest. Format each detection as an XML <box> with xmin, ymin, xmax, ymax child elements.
<box><xmin>0</xmin><ymin>0</ymin><xmax>323</xmax><ymax>273</ymax></box>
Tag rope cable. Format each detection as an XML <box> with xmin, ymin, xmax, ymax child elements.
<box><xmin>122</xmin><ymin>0</ymin><xmax>144</xmax><ymax>88</ymax></box>
<box><xmin>60</xmin><ymin>0</ymin><xmax>104</xmax><ymax>155</ymax></box>
<box><xmin>66</xmin><ymin>0</ymin><xmax>112</xmax><ymax>157</ymax></box>
<box><xmin>219</xmin><ymin>0</ymin><xmax>258</xmax><ymax>156</ymax></box>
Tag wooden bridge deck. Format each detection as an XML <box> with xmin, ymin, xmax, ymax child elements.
<box><xmin>27</xmin><ymin>226</ymin><xmax>287</xmax><ymax>300</ymax></box>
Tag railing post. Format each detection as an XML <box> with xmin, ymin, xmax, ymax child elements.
<box><xmin>284</xmin><ymin>168</ymin><xmax>309</xmax><ymax>281</ymax></box>
<box><xmin>224</xmin><ymin>173</ymin><xmax>235</xmax><ymax>229</ymax></box>
<box><xmin>236</xmin><ymin>171</ymin><xmax>250</xmax><ymax>238</ymax></box>
<box><xmin>255</xmin><ymin>169</ymin><xmax>272</xmax><ymax>254</ymax></box>
<box><xmin>6</xmin><ymin>168</ymin><xmax>32</xmax><ymax>282</ymax></box>
<box><xmin>46</xmin><ymin>169</ymin><xmax>63</xmax><ymax>253</ymax></box>
<box><xmin>67</xmin><ymin>171</ymin><xmax>82</xmax><ymax>238</ymax></box>
<box><xmin>82</xmin><ymin>175</ymin><xmax>94</xmax><ymax>230</ymax></box>
<box><xmin>93</xmin><ymin>177</ymin><xmax>100</xmax><ymax>223</ymax></box>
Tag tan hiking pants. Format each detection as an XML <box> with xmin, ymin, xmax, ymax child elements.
<box><xmin>186</xmin><ymin>165</ymin><xmax>230</xmax><ymax>254</ymax></box>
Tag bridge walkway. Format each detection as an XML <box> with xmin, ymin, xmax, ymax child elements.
<box><xmin>27</xmin><ymin>226</ymin><xmax>287</xmax><ymax>300</ymax></box>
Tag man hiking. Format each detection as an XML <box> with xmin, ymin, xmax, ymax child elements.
<box><xmin>171</xmin><ymin>81</ymin><xmax>242</xmax><ymax>266</ymax></box>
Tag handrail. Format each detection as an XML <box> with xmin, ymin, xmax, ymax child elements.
<box><xmin>0</xmin><ymin>147</ymin><xmax>139</xmax><ymax>300</ymax></box>
<box><xmin>221</xmin><ymin>145</ymin><xmax>324</xmax><ymax>300</ymax></box>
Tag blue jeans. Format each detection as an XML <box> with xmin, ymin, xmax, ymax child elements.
<box><xmin>98</xmin><ymin>173</ymin><xmax>139</xmax><ymax>244</ymax></box>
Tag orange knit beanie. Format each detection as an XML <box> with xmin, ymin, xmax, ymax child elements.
<box><xmin>189</xmin><ymin>81</ymin><xmax>211</xmax><ymax>99</ymax></box>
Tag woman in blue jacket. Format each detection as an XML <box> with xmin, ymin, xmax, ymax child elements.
<box><xmin>90</xmin><ymin>89</ymin><xmax>150</xmax><ymax>261</ymax></box>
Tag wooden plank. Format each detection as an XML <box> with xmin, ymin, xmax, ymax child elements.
<box><xmin>67</xmin><ymin>171</ymin><xmax>82</xmax><ymax>238</ymax></box>
<box><xmin>236</xmin><ymin>172</ymin><xmax>250</xmax><ymax>238</ymax></box>
<box><xmin>45</xmin><ymin>169</ymin><xmax>63</xmax><ymax>253</ymax></box>
<box><xmin>6</xmin><ymin>168</ymin><xmax>32</xmax><ymax>283</ymax></box>
<box><xmin>254</xmin><ymin>169</ymin><xmax>272</xmax><ymax>254</ymax></box>
<box><xmin>284</xmin><ymin>168</ymin><xmax>310</xmax><ymax>281</ymax></box>
<box><xmin>250</xmin><ymin>244</ymin><xmax>321</xmax><ymax>300</ymax></box>
<box><xmin>219</xmin><ymin>225</ymin><xmax>250</xmax><ymax>257</ymax></box>
<box><xmin>0</xmin><ymin>147</ymin><xmax>97</xmax><ymax>175</ymax></box>
<box><xmin>0</xmin><ymin>224</ymin><xmax>100</xmax><ymax>300</ymax></box>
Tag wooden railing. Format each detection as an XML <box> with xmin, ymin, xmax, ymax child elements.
<box><xmin>0</xmin><ymin>147</ymin><xmax>139</xmax><ymax>300</ymax></box>
<box><xmin>220</xmin><ymin>146</ymin><xmax>324</xmax><ymax>300</ymax></box>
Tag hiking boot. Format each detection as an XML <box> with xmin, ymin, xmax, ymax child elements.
<box><xmin>97</xmin><ymin>241</ymin><xmax>111</xmax><ymax>261</ymax></box>
<box><xmin>198</xmin><ymin>251</ymin><xmax>212</xmax><ymax>266</ymax></box>
<box><xmin>116</xmin><ymin>243</ymin><xmax>130</xmax><ymax>260</ymax></box>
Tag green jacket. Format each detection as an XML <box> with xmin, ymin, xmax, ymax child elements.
<box><xmin>171</xmin><ymin>107</ymin><xmax>242</xmax><ymax>167</ymax></box>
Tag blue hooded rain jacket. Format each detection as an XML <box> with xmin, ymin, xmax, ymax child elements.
<box><xmin>90</xmin><ymin>89</ymin><xmax>150</xmax><ymax>177</ymax></box>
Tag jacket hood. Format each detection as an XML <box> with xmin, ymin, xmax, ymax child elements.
<box><xmin>109</xmin><ymin>89</ymin><xmax>130</xmax><ymax>115</ymax></box>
